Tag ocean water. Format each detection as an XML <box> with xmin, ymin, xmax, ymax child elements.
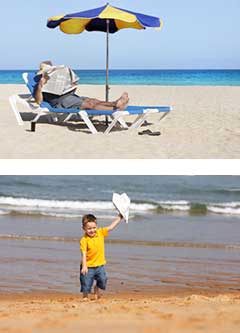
<box><xmin>1</xmin><ymin>175</ymin><xmax>240</xmax><ymax>247</ymax></box>
<box><xmin>0</xmin><ymin>69</ymin><xmax>240</xmax><ymax>85</ymax></box>
<box><xmin>0</xmin><ymin>176</ymin><xmax>240</xmax><ymax>293</ymax></box>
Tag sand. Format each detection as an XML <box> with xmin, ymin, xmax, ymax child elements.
<box><xmin>1</xmin><ymin>84</ymin><xmax>240</xmax><ymax>159</ymax></box>
<box><xmin>0</xmin><ymin>291</ymin><xmax>239</xmax><ymax>333</ymax></box>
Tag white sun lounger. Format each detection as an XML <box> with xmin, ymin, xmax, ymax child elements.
<box><xmin>9</xmin><ymin>72</ymin><xmax>172</xmax><ymax>134</ymax></box>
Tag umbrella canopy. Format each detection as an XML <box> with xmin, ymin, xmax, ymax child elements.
<box><xmin>47</xmin><ymin>3</ymin><xmax>163</xmax><ymax>101</ymax></box>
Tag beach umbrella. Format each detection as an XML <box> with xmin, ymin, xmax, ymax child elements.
<box><xmin>47</xmin><ymin>3</ymin><xmax>163</xmax><ymax>102</ymax></box>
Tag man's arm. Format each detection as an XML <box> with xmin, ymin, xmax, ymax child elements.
<box><xmin>80</xmin><ymin>251</ymin><xmax>88</xmax><ymax>275</ymax></box>
<box><xmin>107</xmin><ymin>215</ymin><xmax>123</xmax><ymax>232</ymax></box>
<box><xmin>34</xmin><ymin>74</ymin><xmax>49</xmax><ymax>105</ymax></box>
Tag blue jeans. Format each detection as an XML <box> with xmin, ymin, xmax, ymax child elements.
<box><xmin>80</xmin><ymin>265</ymin><xmax>107</xmax><ymax>293</ymax></box>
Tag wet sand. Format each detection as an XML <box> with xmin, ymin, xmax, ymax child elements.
<box><xmin>0</xmin><ymin>290</ymin><xmax>240</xmax><ymax>333</ymax></box>
<box><xmin>1</xmin><ymin>84</ymin><xmax>240</xmax><ymax>158</ymax></box>
<box><xmin>1</xmin><ymin>239</ymin><xmax>239</xmax><ymax>294</ymax></box>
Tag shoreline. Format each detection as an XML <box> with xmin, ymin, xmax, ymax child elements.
<box><xmin>1</xmin><ymin>282</ymin><xmax>240</xmax><ymax>298</ymax></box>
<box><xmin>1</xmin><ymin>84</ymin><xmax>240</xmax><ymax>158</ymax></box>
<box><xmin>1</xmin><ymin>287</ymin><xmax>240</xmax><ymax>300</ymax></box>
<box><xmin>1</xmin><ymin>83</ymin><xmax>240</xmax><ymax>87</ymax></box>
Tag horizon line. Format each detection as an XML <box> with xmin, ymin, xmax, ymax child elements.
<box><xmin>0</xmin><ymin>68</ymin><xmax>240</xmax><ymax>71</ymax></box>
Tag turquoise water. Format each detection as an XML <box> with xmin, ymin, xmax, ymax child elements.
<box><xmin>0</xmin><ymin>69</ymin><xmax>240</xmax><ymax>85</ymax></box>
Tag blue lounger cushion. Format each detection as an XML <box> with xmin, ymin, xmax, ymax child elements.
<box><xmin>40</xmin><ymin>101</ymin><xmax>171</xmax><ymax>115</ymax></box>
<box><xmin>26</xmin><ymin>72</ymin><xmax>171</xmax><ymax>115</ymax></box>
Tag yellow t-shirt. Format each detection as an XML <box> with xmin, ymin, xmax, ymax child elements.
<box><xmin>80</xmin><ymin>227</ymin><xmax>109</xmax><ymax>267</ymax></box>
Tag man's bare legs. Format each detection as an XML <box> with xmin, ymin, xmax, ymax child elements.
<box><xmin>81</xmin><ymin>92</ymin><xmax>129</xmax><ymax>111</ymax></box>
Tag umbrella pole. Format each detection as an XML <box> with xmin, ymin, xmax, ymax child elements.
<box><xmin>105</xmin><ymin>19</ymin><xmax>110</xmax><ymax>126</ymax></box>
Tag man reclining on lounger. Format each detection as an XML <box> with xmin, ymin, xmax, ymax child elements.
<box><xmin>34</xmin><ymin>61</ymin><xmax>129</xmax><ymax>111</ymax></box>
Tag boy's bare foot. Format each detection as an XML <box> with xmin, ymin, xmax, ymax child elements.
<box><xmin>82</xmin><ymin>294</ymin><xmax>90</xmax><ymax>302</ymax></box>
<box><xmin>116</xmin><ymin>92</ymin><xmax>129</xmax><ymax>110</ymax></box>
<box><xmin>94</xmin><ymin>286</ymin><xmax>101</xmax><ymax>300</ymax></box>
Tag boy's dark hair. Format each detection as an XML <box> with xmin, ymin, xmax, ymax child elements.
<box><xmin>82</xmin><ymin>214</ymin><xmax>97</xmax><ymax>229</ymax></box>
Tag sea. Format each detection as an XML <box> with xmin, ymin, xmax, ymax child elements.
<box><xmin>0</xmin><ymin>176</ymin><xmax>239</xmax><ymax>293</ymax></box>
<box><xmin>0</xmin><ymin>69</ymin><xmax>240</xmax><ymax>85</ymax></box>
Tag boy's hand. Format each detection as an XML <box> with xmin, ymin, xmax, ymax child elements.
<box><xmin>107</xmin><ymin>214</ymin><xmax>123</xmax><ymax>232</ymax></box>
<box><xmin>81</xmin><ymin>266</ymin><xmax>88</xmax><ymax>275</ymax></box>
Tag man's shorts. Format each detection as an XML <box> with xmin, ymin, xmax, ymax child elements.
<box><xmin>80</xmin><ymin>265</ymin><xmax>107</xmax><ymax>293</ymax></box>
<box><xmin>43</xmin><ymin>92</ymin><xmax>88</xmax><ymax>109</ymax></box>
<box><xmin>56</xmin><ymin>94</ymin><xmax>88</xmax><ymax>109</ymax></box>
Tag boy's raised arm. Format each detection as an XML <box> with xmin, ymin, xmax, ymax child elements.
<box><xmin>107</xmin><ymin>215</ymin><xmax>123</xmax><ymax>232</ymax></box>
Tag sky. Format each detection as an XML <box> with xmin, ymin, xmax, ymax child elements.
<box><xmin>1</xmin><ymin>0</ymin><xmax>239</xmax><ymax>69</ymax></box>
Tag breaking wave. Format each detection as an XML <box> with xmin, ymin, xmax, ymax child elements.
<box><xmin>0</xmin><ymin>196</ymin><xmax>240</xmax><ymax>218</ymax></box>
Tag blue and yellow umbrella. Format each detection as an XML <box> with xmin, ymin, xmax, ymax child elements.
<box><xmin>47</xmin><ymin>3</ymin><xmax>163</xmax><ymax>101</ymax></box>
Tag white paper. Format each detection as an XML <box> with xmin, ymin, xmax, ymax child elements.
<box><xmin>112</xmin><ymin>192</ymin><xmax>131</xmax><ymax>223</ymax></box>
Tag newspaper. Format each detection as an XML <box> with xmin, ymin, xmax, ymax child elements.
<box><xmin>112</xmin><ymin>192</ymin><xmax>130</xmax><ymax>223</ymax></box>
<box><xmin>41</xmin><ymin>66</ymin><xmax>79</xmax><ymax>96</ymax></box>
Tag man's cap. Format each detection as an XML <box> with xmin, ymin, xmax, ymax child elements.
<box><xmin>37</xmin><ymin>60</ymin><xmax>53</xmax><ymax>75</ymax></box>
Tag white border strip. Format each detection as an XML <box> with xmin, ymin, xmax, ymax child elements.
<box><xmin>0</xmin><ymin>159</ymin><xmax>239</xmax><ymax>175</ymax></box>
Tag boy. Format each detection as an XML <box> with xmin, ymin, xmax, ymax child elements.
<box><xmin>80</xmin><ymin>213</ymin><xmax>123</xmax><ymax>300</ymax></box>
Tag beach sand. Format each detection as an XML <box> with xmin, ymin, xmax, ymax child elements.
<box><xmin>1</xmin><ymin>84</ymin><xmax>240</xmax><ymax>159</ymax></box>
<box><xmin>0</xmin><ymin>290</ymin><xmax>239</xmax><ymax>333</ymax></box>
